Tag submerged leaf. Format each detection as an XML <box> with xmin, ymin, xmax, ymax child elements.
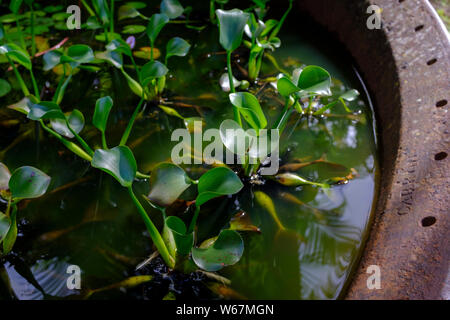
<box><xmin>91</xmin><ymin>146</ymin><xmax>137</xmax><ymax>187</ymax></box>
<box><xmin>43</xmin><ymin>50</ymin><xmax>63</xmax><ymax>71</ymax></box>
<box><xmin>147</xmin><ymin>163</ymin><xmax>191</xmax><ymax>207</ymax></box>
<box><xmin>196</xmin><ymin>167</ymin><xmax>243</xmax><ymax>206</ymax></box>
<box><xmin>9</xmin><ymin>166</ymin><xmax>51</xmax><ymax>200</ymax></box>
<box><xmin>192</xmin><ymin>229</ymin><xmax>244</xmax><ymax>272</ymax></box>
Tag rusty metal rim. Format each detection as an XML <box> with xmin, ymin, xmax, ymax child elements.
<box><xmin>297</xmin><ymin>0</ymin><xmax>450</xmax><ymax>299</ymax></box>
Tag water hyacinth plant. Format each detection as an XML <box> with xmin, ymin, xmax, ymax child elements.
<box><xmin>0</xmin><ymin>0</ymin><xmax>371</xmax><ymax>299</ymax></box>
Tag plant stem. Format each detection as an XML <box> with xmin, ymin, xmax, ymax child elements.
<box><xmin>101</xmin><ymin>132</ymin><xmax>108</xmax><ymax>149</ymax></box>
<box><xmin>127</xmin><ymin>186</ymin><xmax>174</xmax><ymax>268</ymax></box>
<box><xmin>7</xmin><ymin>57</ymin><xmax>30</xmax><ymax>96</ymax></box>
<box><xmin>29</xmin><ymin>69</ymin><xmax>39</xmax><ymax>97</ymax></box>
<box><xmin>273</xmin><ymin>97</ymin><xmax>294</xmax><ymax>132</ymax></box>
<box><xmin>150</xmin><ymin>41</ymin><xmax>154</xmax><ymax>62</ymax></box>
<box><xmin>65</xmin><ymin>118</ymin><xmax>94</xmax><ymax>156</ymax></box>
<box><xmin>227</xmin><ymin>51</ymin><xmax>242</xmax><ymax>126</ymax></box>
<box><xmin>130</xmin><ymin>55</ymin><xmax>140</xmax><ymax>82</ymax></box>
<box><xmin>81</xmin><ymin>0</ymin><xmax>96</xmax><ymax>16</ymax></box>
<box><xmin>39</xmin><ymin>120</ymin><xmax>92</xmax><ymax>161</ymax></box>
<box><xmin>53</xmin><ymin>64</ymin><xmax>66</xmax><ymax>103</ymax></box>
<box><xmin>120</xmin><ymin>96</ymin><xmax>145</xmax><ymax>146</ymax></box>
<box><xmin>110</xmin><ymin>0</ymin><xmax>114</xmax><ymax>34</ymax></box>
<box><xmin>188</xmin><ymin>205</ymin><xmax>200</xmax><ymax>234</ymax></box>
<box><xmin>269</xmin><ymin>0</ymin><xmax>292</xmax><ymax>41</ymax></box>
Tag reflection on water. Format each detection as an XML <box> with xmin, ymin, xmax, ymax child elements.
<box><xmin>0</xmin><ymin>8</ymin><xmax>378</xmax><ymax>300</ymax></box>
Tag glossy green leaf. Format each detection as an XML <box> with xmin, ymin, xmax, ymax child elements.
<box><xmin>0</xmin><ymin>43</ymin><xmax>32</xmax><ymax>70</ymax></box>
<box><xmin>340</xmin><ymin>89</ymin><xmax>360</xmax><ymax>101</ymax></box>
<box><xmin>91</xmin><ymin>146</ymin><xmax>137</xmax><ymax>187</ymax></box>
<box><xmin>163</xmin><ymin>216</ymin><xmax>194</xmax><ymax>258</ymax></box>
<box><xmin>96</xmin><ymin>50</ymin><xmax>123</xmax><ymax>68</ymax></box>
<box><xmin>196</xmin><ymin>167</ymin><xmax>243</xmax><ymax>206</ymax></box>
<box><xmin>122</xmin><ymin>25</ymin><xmax>146</xmax><ymax>34</ymax></box>
<box><xmin>27</xmin><ymin>101</ymin><xmax>64</xmax><ymax>120</ymax></box>
<box><xmin>219</xmin><ymin>119</ymin><xmax>256</xmax><ymax>158</ymax></box>
<box><xmin>141</xmin><ymin>60</ymin><xmax>168</xmax><ymax>86</ymax></box>
<box><xmin>0</xmin><ymin>78</ymin><xmax>11</xmax><ymax>97</ymax></box>
<box><xmin>147</xmin><ymin>163</ymin><xmax>191</xmax><ymax>207</ymax></box>
<box><xmin>92</xmin><ymin>0</ymin><xmax>110</xmax><ymax>26</ymax></box>
<box><xmin>50</xmin><ymin>109</ymin><xmax>85</xmax><ymax>139</ymax></box>
<box><xmin>146</xmin><ymin>13</ymin><xmax>169</xmax><ymax>45</ymax></box>
<box><xmin>7</xmin><ymin>96</ymin><xmax>36</xmax><ymax>115</ymax></box>
<box><xmin>106</xmin><ymin>39</ymin><xmax>132</xmax><ymax>56</ymax></box>
<box><xmin>165</xmin><ymin>37</ymin><xmax>190</xmax><ymax>61</ymax></box>
<box><xmin>62</xmin><ymin>45</ymin><xmax>94</xmax><ymax>68</ymax></box>
<box><xmin>9</xmin><ymin>166</ymin><xmax>51</xmax><ymax>200</ymax></box>
<box><xmin>93</xmin><ymin>96</ymin><xmax>113</xmax><ymax>133</ymax></box>
<box><xmin>0</xmin><ymin>162</ymin><xmax>11</xmax><ymax>191</ymax></box>
<box><xmin>229</xmin><ymin>92</ymin><xmax>267</xmax><ymax>133</ymax></box>
<box><xmin>43</xmin><ymin>50</ymin><xmax>63</xmax><ymax>71</ymax></box>
<box><xmin>160</xmin><ymin>0</ymin><xmax>184</xmax><ymax>19</ymax></box>
<box><xmin>297</xmin><ymin>65</ymin><xmax>331</xmax><ymax>96</ymax></box>
<box><xmin>277</xmin><ymin>77</ymin><xmax>300</xmax><ymax>97</ymax></box>
<box><xmin>192</xmin><ymin>229</ymin><xmax>244</xmax><ymax>272</ymax></box>
<box><xmin>216</xmin><ymin>9</ymin><xmax>249</xmax><ymax>52</ymax></box>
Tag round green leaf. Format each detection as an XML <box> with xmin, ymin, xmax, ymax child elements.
<box><xmin>62</xmin><ymin>44</ymin><xmax>94</xmax><ymax>68</ymax></box>
<box><xmin>42</xmin><ymin>50</ymin><xmax>62</xmax><ymax>71</ymax></box>
<box><xmin>93</xmin><ymin>96</ymin><xmax>113</xmax><ymax>133</ymax></box>
<box><xmin>0</xmin><ymin>43</ymin><xmax>32</xmax><ymax>70</ymax></box>
<box><xmin>146</xmin><ymin>13</ymin><xmax>169</xmax><ymax>45</ymax></box>
<box><xmin>216</xmin><ymin>9</ymin><xmax>249</xmax><ymax>52</ymax></box>
<box><xmin>196</xmin><ymin>167</ymin><xmax>243</xmax><ymax>206</ymax></box>
<box><xmin>96</xmin><ymin>50</ymin><xmax>123</xmax><ymax>68</ymax></box>
<box><xmin>91</xmin><ymin>146</ymin><xmax>137</xmax><ymax>187</ymax></box>
<box><xmin>192</xmin><ymin>229</ymin><xmax>244</xmax><ymax>272</ymax></box>
<box><xmin>229</xmin><ymin>92</ymin><xmax>267</xmax><ymax>133</ymax></box>
<box><xmin>341</xmin><ymin>89</ymin><xmax>360</xmax><ymax>101</ymax></box>
<box><xmin>147</xmin><ymin>163</ymin><xmax>191</xmax><ymax>207</ymax></box>
<box><xmin>122</xmin><ymin>24</ymin><xmax>146</xmax><ymax>34</ymax></box>
<box><xmin>0</xmin><ymin>78</ymin><xmax>11</xmax><ymax>97</ymax></box>
<box><xmin>9</xmin><ymin>166</ymin><xmax>51</xmax><ymax>200</ymax></box>
<box><xmin>219</xmin><ymin>119</ymin><xmax>255</xmax><ymax>158</ymax></box>
<box><xmin>0</xmin><ymin>162</ymin><xmax>11</xmax><ymax>191</ymax></box>
<box><xmin>163</xmin><ymin>216</ymin><xmax>194</xmax><ymax>258</ymax></box>
<box><xmin>297</xmin><ymin>65</ymin><xmax>331</xmax><ymax>96</ymax></box>
<box><xmin>160</xmin><ymin>0</ymin><xmax>184</xmax><ymax>19</ymax></box>
<box><xmin>165</xmin><ymin>37</ymin><xmax>190</xmax><ymax>61</ymax></box>
<box><xmin>27</xmin><ymin>101</ymin><xmax>64</xmax><ymax>120</ymax></box>
<box><xmin>141</xmin><ymin>60</ymin><xmax>168</xmax><ymax>86</ymax></box>
<box><xmin>50</xmin><ymin>109</ymin><xmax>85</xmax><ymax>139</ymax></box>
<box><xmin>106</xmin><ymin>39</ymin><xmax>132</xmax><ymax>57</ymax></box>
<box><xmin>277</xmin><ymin>76</ymin><xmax>300</xmax><ymax>97</ymax></box>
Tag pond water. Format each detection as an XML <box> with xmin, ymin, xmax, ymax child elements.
<box><xmin>0</xmin><ymin>3</ymin><xmax>378</xmax><ymax>300</ymax></box>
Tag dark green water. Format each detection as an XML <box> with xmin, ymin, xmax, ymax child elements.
<box><xmin>0</xmin><ymin>4</ymin><xmax>378</xmax><ymax>300</ymax></box>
